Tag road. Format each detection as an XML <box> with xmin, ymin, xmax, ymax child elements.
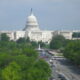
<box><xmin>48</xmin><ymin>50</ymin><xmax>80</xmax><ymax>80</ymax></box>
<box><xmin>55</xmin><ymin>58</ymin><xmax>80</xmax><ymax>80</ymax></box>
<box><xmin>38</xmin><ymin>50</ymin><xmax>60</xmax><ymax>80</ymax></box>
<box><xmin>38</xmin><ymin>49</ymin><xmax>80</xmax><ymax>80</ymax></box>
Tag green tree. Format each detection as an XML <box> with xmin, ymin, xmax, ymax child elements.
<box><xmin>38</xmin><ymin>41</ymin><xmax>46</xmax><ymax>48</ymax></box>
<box><xmin>31</xmin><ymin>41</ymin><xmax>38</xmax><ymax>48</ymax></box>
<box><xmin>16</xmin><ymin>37</ymin><xmax>30</xmax><ymax>44</ymax></box>
<box><xmin>16</xmin><ymin>38</ymin><xmax>26</xmax><ymax>44</ymax></box>
<box><xmin>72</xmin><ymin>32</ymin><xmax>80</xmax><ymax>38</ymax></box>
<box><xmin>63</xmin><ymin>40</ymin><xmax>80</xmax><ymax>65</ymax></box>
<box><xmin>26</xmin><ymin>37</ymin><xmax>30</xmax><ymax>42</ymax></box>
<box><xmin>0</xmin><ymin>53</ymin><xmax>12</xmax><ymax>68</ymax></box>
<box><xmin>34</xmin><ymin>59</ymin><xmax>51</xmax><ymax>77</ymax></box>
<box><xmin>22</xmin><ymin>48</ymin><xmax>38</xmax><ymax>59</ymax></box>
<box><xmin>1</xmin><ymin>33</ymin><xmax>10</xmax><ymax>41</ymax></box>
<box><xmin>0</xmin><ymin>37</ymin><xmax>51</xmax><ymax>80</ymax></box>
<box><xmin>2</xmin><ymin>62</ymin><xmax>22</xmax><ymax>80</ymax></box>
<box><xmin>27</xmin><ymin>59</ymin><xmax>51</xmax><ymax>80</ymax></box>
<box><xmin>50</xmin><ymin>35</ymin><xmax>66</xmax><ymax>49</ymax></box>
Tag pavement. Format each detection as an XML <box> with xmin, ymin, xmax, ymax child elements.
<box><xmin>38</xmin><ymin>49</ymin><xmax>80</xmax><ymax>80</ymax></box>
<box><xmin>49</xmin><ymin>50</ymin><xmax>80</xmax><ymax>80</ymax></box>
<box><xmin>55</xmin><ymin>58</ymin><xmax>80</xmax><ymax>80</ymax></box>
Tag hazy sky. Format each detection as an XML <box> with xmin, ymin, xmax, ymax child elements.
<box><xmin>0</xmin><ymin>0</ymin><xmax>80</xmax><ymax>30</ymax></box>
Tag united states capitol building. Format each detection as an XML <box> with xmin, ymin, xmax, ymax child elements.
<box><xmin>0</xmin><ymin>10</ymin><xmax>80</xmax><ymax>43</ymax></box>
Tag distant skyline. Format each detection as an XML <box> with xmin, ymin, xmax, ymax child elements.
<box><xmin>0</xmin><ymin>0</ymin><xmax>80</xmax><ymax>30</ymax></box>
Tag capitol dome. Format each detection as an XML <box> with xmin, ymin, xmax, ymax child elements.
<box><xmin>24</xmin><ymin>10</ymin><xmax>40</xmax><ymax>31</ymax></box>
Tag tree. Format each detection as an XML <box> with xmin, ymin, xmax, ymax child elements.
<box><xmin>1</xmin><ymin>33</ymin><xmax>10</xmax><ymax>41</ymax></box>
<box><xmin>27</xmin><ymin>59</ymin><xmax>51</xmax><ymax>80</ymax></box>
<box><xmin>0</xmin><ymin>37</ymin><xmax>51</xmax><ymax>80</ymax></box>
<box><xmin>63</xmin><ymin>40</ymin><xmax>80</xmax><ymax>65</ymax></box>
<box><xmin>26</xmin><ymin>37</ymin><xmax>30</xmax><ymax>42</ymax></box>
<box><xmin>31</xmin><ymin>41</ymin><xmax>38</xmax><ymax>48</ymax></box>
<box><xmin>2</xmin><ymin>62</ymin><xmax>22</xmax><ymax>80</ymax></box>
<box><xmin>0</xmin><ymin>53</ymin><xmax>13</xmax><ymax>68</ymax></box>
<box><xmin>50</xmin><ymin>35</ymin><xmax>66</xmax><ymax>49</ymax></box>
<box><xmin>22</xmin><ymin>48</ymin><xmax>38</xmax><ymax>59</ymax></box>
<box><xmin>72</xmin><ymin>32</ymin><xmax>80</xmax><ymax>38</ymax></box>
<box><xmin>16</xmin><ymin>37</ymin><xmax>30</xmax><ymax>44</ymax></box>
<box><xmin>16</xmin><ymin>38</ymin><xmax>26</xmax><ymax>43</ymax></box>
<box><xmin>38</xmin><ymin>41</ymin><xmax>46</xmax><ymax>48</ymax></box>
<box><xmin>34</xmin><ymin>59</ymin><xmax>51</xmax><ymax>77</ymax></box>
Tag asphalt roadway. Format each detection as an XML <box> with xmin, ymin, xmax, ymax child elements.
<box><xmin>55</xmin><ymin>58</ymin><xmax>80</xmax><ymax>80</ymax></box>
<box><xmin>38</xmin><ymin>50</ymin><xmax>80</xmax><ymax>80</ymax></box>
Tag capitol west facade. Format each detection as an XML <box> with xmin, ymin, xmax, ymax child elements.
<box><xmin>0</xmin><ymin>11</ymin><xmax>79</xmax><ymax>43</ymax></box>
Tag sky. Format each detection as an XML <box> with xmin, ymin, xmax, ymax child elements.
<box><xmin>0</xmin><ymin>0</ymin><xmax>80</xmax><ymax>30</ymax></box>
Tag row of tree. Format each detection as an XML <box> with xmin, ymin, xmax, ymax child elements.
<box><xmin>0</xmin><ymin>33</ymin><xmax>51</xmax><ymax>80</ymax></box>
<box><xmin>63</xmin><ymin>40</ymin><xmax>80</xmax><ymax>65</ymax></box>
<box><xmin>50</xmin><ymin>35</ymin><xmax>66</xmax><ymax>50</ymax></box>
<box><xmin>72</xmin><ymin>32</ymin><xmax>80</xmax><ymax>38</ymax></box>
<box><xmin>17</xmin><ymin>37</ymin><xmax>47</xmax><ymax>48</ymax></box>
<box><xmin>49</xmin><ymin>35</ymin><xmax>80</xmax><ymax>65</ymax></box>
<box><xmin>0</xmin><ymin>33</ymin><xmax>47</xmax><ymax>48</ymax></box>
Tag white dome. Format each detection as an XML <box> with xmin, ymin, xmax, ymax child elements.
<box><xmin>27</xmin><ymin>14</ymin><xmax>37</xmax><ymax>23</ymax></box>
<box><xmin>25</xmin><ymin>12</ymin><xmax>40</xmax><ymax>31</ymax></box>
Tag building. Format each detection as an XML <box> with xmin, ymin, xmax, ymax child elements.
<box><xmin>23</xmin><ymin>10</ymin><xmax>53</xmax><ymax>43</ymax></box>
<box><xmin>0</xmin><ymin>10</ymin><xmax>79</xmax><ymax>43</ymax></box>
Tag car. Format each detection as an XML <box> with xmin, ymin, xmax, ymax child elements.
<box><xmin>50</xmin><ymin>59</ymin><xmax>53</xmax><ymax>62</ymax></box>
<box><xmin>49</xmin><ymin>77</ymin><xmax>55</xmax><ymax>80</ymax></box>
<box><xmin>50</xmin><ymin>64</ymin><xmax>55</xmax><ymax>68</ymax></box>
<box><xmin>51</xmin><ymin>56</ymin><xmax>56</xmax><ymax>60</ymax></box>
<box><xmin>58</xmin><ymin>73</ymin><xmax>67</xmax><ymax>80</ymax></box>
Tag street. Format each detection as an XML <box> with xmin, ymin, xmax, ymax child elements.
<box><xmin>38</xmin><ymin>49</ymin><xmax>80</xmax><ymax>80</ymax></box>
<box><xmin>55</xmin><ymin>58</ymin><xmax>80</xmax><ymax>80</ymax></box>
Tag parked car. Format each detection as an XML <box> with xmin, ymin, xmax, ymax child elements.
<box><xmin>58</xmin><ymin>73</ymin><xmax>67</xmax><ymax>80</ymax></box>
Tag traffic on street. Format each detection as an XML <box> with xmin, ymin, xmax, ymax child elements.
<box><xmin>38</xmin><ymin>49</ymin><xmax>80</xmax><ymax>80</ymax></box>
